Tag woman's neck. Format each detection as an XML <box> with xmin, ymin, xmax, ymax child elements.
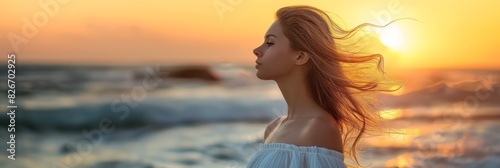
<box><xmin>274</xmin><ymin>71</ymin><xmax>326</xmax><ymax>119</ymax></box>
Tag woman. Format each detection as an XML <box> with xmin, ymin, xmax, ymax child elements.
<box><xmin>247</xmin><ymin>5</ymin><xmax>400</xmax><ymax>168</ymax></box>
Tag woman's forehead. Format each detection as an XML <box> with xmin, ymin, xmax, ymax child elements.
<box><xmin>265</xmin><ymin>21</ymin><xmax>283</xmax><ymax>39</ymax></box>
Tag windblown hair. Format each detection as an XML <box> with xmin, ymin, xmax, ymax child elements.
<box><xmin>276</xmin><ymin>5</ymin><xmax>402</xmax><ymax>167</ymax></box>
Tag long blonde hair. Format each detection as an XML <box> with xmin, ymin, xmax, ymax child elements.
<box><xmin>276</xmin><ymin>5</ymin><xmax>401</xmax><ymax>167</ymax></box>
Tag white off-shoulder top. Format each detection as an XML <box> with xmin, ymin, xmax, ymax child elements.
<box><xmin>247</xmin><ymin>143</ymin><xmax>347</xmax><ymax>168</ymax></box>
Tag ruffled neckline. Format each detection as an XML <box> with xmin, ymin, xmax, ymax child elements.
<box><xmin>259</xmin><ymin>143</ymin><xmax>344</xmax><ymax>160</ymax></box>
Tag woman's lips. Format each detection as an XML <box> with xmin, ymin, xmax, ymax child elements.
<box><xmin>255</xmin><ymin>61</ymin><xmax>262</xmax><ymax>69</ymax></box>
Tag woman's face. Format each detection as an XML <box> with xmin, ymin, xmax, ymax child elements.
<box><xmin>253</xmin><ymin>21</ymin><xmax>301</xmax><ymax>80</ymax></box>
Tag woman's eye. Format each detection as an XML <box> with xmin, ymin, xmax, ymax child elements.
<box><xmin>265</xmin><ymin>42</ymin><xmax>274</xmax><ymax>46</ymax></box>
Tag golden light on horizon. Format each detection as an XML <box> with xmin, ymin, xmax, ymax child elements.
<box><xmin>380</xmin><ymin>109</ymin><xmax>403</xmax><ymax>120</ymax></box>
<box><xmin>384</xmin><ymin>153</ymin><xmax>414</xmax><ymax>168</ymax></box>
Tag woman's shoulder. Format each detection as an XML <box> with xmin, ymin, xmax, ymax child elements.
<box><xmin>286</xmin><ymin>117</ymin><xmax>344</xmax><ymax>153</ymax></box>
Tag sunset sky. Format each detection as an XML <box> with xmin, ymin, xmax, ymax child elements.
<box><xmin>1</xmin><ymin>0</ymin><xmax>499</xmax><ymax>69</ymax></box>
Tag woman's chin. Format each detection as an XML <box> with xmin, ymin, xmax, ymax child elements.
<box><xmin>256</xmin><ymin>72</ymin><xmax>273</xmax><ymax>80</ymax></box>
<box><xmin>255</xmin><ymin>71</ymin><xmax>266</xmax><ymax>80</ymax></box>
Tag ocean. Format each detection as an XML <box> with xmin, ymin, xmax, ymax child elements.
<box><xmin>0</xmin><ymin>63</ymin><xmax>499</xmax><ymax>168</ymax></box>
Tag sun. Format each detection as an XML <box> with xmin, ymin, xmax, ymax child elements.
<box><xmin>379</xmin><ymin>25</ymin><xmax>404</xmax><ymax>50</ymax></box>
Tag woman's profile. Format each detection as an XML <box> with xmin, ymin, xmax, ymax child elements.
<box><xmin>247</xmin><ymin>5</ymin><xmax>400</xmax><ymax>168</ymax></box>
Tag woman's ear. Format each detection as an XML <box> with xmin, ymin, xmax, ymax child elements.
<box><xmin>295</xmin><ymin>51</ymin><xmax>309</xmax><ymax>65</ymax></box>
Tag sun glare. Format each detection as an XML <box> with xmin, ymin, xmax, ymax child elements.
<box><xmin>380</xmin><ymin>25</ymin><xmax>404</xmax><ymax>50</ymax></box>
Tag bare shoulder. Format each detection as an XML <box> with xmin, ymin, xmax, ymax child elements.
<box><xmin>295</xmin><ymin>117</ymin><xmax>344</xmax><ymax>153</ymax></box>
<box><xmin>264</xmin><ymin>116</ymin><xmax>285</xmax><ymax>141</ymax></box>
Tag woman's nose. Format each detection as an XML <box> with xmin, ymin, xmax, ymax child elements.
<box><xmin>253</xmin><ymin>48</ymin><xmax>261</xmax><ymax>57</ymax></box>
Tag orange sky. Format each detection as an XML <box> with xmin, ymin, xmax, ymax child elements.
<box><xmin>1</xmin><ymin>0</ymin><xmax>499</xmax><ymax>69</ymax></box>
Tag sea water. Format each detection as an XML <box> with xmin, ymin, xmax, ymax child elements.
<box><xmin>0</xmin><ymin>64</ymin><xmax>499</xmax><ymax>168</ymax></box>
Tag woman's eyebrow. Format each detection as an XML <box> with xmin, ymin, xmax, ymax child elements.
<box><xmin>265</xmin><ymin>34</ymin><xmax>277</xmax><ymax>39</ymax></box>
